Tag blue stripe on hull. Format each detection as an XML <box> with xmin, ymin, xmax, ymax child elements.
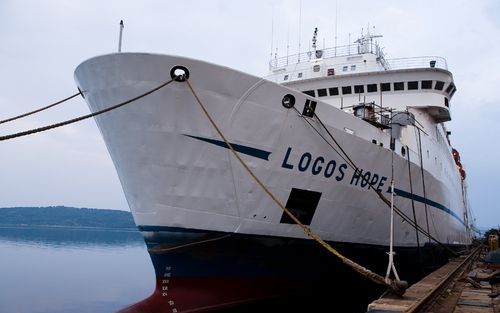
<box><xmin>183</xmin><ymin>134</ymin><xmax>272</xmax><ymax>161</ymax></box>
<box><xmin>393</xmin><ymin>188</ymin><xmax>464</xmax><ymax>225</ymax></box>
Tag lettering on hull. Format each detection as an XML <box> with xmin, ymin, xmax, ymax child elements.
<box><xmin>281</xmin><ymin>147</ymin><xmax>388</xmax><ymax>191</ymax></box>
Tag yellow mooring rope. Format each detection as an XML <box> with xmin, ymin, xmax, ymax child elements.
<box><xmin>184</xmin><ymin>78</ymin><xmax>408</xmax><ymax>295</ymax></box>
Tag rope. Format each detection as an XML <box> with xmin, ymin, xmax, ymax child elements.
<box><xmin>0</xmin><ymin>92</ymin><xmax>81</xmax><ymax>125</ymax></box>
<box><xmin>0</xmin><ymin>78</ymin><xmax>176</xmax><ymax>142</ymax></box>
<box><xmin>310</xmin><ymin>112</ymin><xmax>459</xmax><ymax>257</ymax></box>
<box><xmin>417</xmin><ymin>129</ymin><xmax>432</xmax><ymax>242</ymax></box>
<box><xmin>183</xmin><ymin>78</ymin><xmax>407</xmax><ymax>295</ymax></box>
<box><xmin>406</xmin><ymin>145</ymin><xmax>421</xmax><ymax>249</ymax></box>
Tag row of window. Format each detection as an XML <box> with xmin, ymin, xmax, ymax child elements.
<box><xmin>302</xmin><ymin>80</ymin><xmax>456</xmax><ymax>98</ymax></box>
<box><xmin>283</xmin><ymin>64</ymin><xmax>357</xmax><ymax>81</ymax></box>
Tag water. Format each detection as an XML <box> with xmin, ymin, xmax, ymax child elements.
<box><xmin>0</xmin><ymin>226</ymin><xmax>155</xmax><ymax>313</ymax></box>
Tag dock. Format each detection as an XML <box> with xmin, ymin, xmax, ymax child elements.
<box><xmin>367</xmin><ymin>246</ymin><xmax>499</xmax><ymax>313</ymax></box>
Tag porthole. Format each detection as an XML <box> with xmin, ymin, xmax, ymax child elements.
<box><xmin>282</xmin><ymin>94</ymin><xmax>296</xmax><ymax>108</ymax></box>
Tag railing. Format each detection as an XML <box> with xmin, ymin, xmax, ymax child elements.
<box><xmin>266</xmin><ymin>56</ymin><xmax>448</xmax><ymax>83</ymax></box>
<box><xmin>270</xmin><ymin>42</ymin><xmax>381</xmax><ymax>69</ymax></box>
<box><xmin>385</xmin><ymin>56</ymin><xmax>448</xmax><ymax>71</ymax></box>
<box><xmin>269</xmin><ymin>42</ymin><xmax>448</xmax><ymax>73</ymax></box>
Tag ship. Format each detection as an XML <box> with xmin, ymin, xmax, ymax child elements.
<box><xmin>74</xmin><ymin>29</ymin><xmax>474</xmax><ymax>312</ymax></box>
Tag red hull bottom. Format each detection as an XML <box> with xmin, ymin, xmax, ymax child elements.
<box><xmin>118</xmin><ymin>277</ymin><xmax>307</xmax><ymax>313</ymax></box>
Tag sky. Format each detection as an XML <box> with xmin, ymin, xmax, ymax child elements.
<box><xmin>0</xmin><ymin>0</ymin><xmax>499</xmax><ymax>229</ymax></box>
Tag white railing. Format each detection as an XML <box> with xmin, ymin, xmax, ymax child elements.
<box><xmin>266</xmin><ymin>56</ymin><xmax>448</xmax><ymax>83</ymax></box>
<box><xmin>269</xmin><ymin>43</ymin><xmax>381</xmax><ymax>69</ymax></box>
<box><xmin>385</xmin><ymin>56</ymin><xmax>448</xmax><ymax>71</ymax></box>
<box><xmin>269</xmin><ymin>43</ymin><xmax>448</xmax><ymax>72</ymax></box>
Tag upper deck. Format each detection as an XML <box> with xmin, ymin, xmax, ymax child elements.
<box><xmin>267</xmin><ymin>41</ymin><xmax>448</xmax><ymax>84</ymax></box>
<box><xmin>265</xmin><ymin>31</ymin><xmax>456</xmax><ymax>126</ymax></box>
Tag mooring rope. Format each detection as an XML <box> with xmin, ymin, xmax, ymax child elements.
<box><xmin>0</xmin><ymin>92</ymin><xmax>81</xmax><ymax>125</ymax></box>
<box><xmin>183</xmin><ymin>78</ymin><xmax>407</xmax><ymax>295</ymax></box>
<box><xmin>0</xmin><ymin>78</ymin><xmax>176</xmax><ymax>142</ymax></box>
<box><xmin>309</xmin><ymin>111</ymin><xmax>459</xmax><ymax>257</ymax></box>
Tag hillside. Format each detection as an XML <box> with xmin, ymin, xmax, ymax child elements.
<box><xmin>0</xmin><ymin>206</ymin><xmax>136</xmax><ymax>229</ymax></box>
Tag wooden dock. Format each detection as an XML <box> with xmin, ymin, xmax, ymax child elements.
<box><xmin>367</xmin><ymin>246</ymin><xmax>499</xmax><ymax>313</ymax></box>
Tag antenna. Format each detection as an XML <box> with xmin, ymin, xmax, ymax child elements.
<box><xmin>348</xmin><ymin>33</ymin><xmax>351</xmax><ymax>54</ymax></box>
<box><xmin>118</xmin><ymin>20</ymin><xmax>124</xmax><ymax>53</ymax></box>
<box><xmin>286</xmin><ymin>30</ymin><xmax>290</xmax><ymax>65</ymax></box>
<box><xmin>270</xmin><ymin>8</ymin><xmax>274</xmax><ymax>62</ymax></box>
<box><xmin>298</xmin><ymin>0</ymin><xmax>302</xmax><ymax>62</ymax></box>
<box><xmin>334</xmin><ymin>0</ymin><xmax>338</xmax><ymax>54</ymax></box>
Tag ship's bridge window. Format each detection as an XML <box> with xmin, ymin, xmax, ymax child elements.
<box><xmin>342</xmin><ymin>66</ymin><xmax>348</xmax><ymax>72</ymax></box>
<box><xmin>313</xmin><ymin>65</ymin><xmax>321</xmax><ymax>72</ymax></box>
<box><xmin>408</xmin><ymin>81</ymin><xmax>418</xmax><ymax>90</ymax></box>
<box><xmin>298</xmin><ymin>72</ymin><xmax>303</xmax><ymax>78</ymax></box>
<box><xmin>381</xmin><ymin>83</ymin><xmax>391</xmax><ymax>92</ymax></box>
<box><xmin>303</xmin><ymin>90</ymin><xmax>315</xmax><ymax>97</ymax></box>
<box><xmin>449</xmin><ymin>85</ymin><xmax>457</xmax><ymax>97</ymax></box>
<box><xmin>434</xmin><ymin>81</ymin><xmax>445</xmax><ymax>90</ymax></box>
<box><xmin>284</xmin><ymin>74</ymin><xmax>289</xmax><ymax>81</ymax></box>
<box><xmin>394</xmin><ymin>82</ymin><xmax>404</xmax><ymax>91</ymax></box>
<box><xmin>422</xmin><ymin>80</ymin><xmax>433</xmax><ymax>89</ymax></box>
<box><xmin>445</xmin><ymin>83</ymin><xmax>455</xmax><ymax>94</ymax></box>
<box><xmin>351</xmin><ymin>65</ymin><xmax>356</xmax><ymax>71</ymax></box>
<box><xmin>367</xmin><ymin>84</ymin><xmax>378</xmax><ymax>92</ymax></box>
<box><xmin>354</xmin><ymin>85</ymin><xmax>364</xmax><ymax>93</ymax></box>
<box><xmin>329</xmin><ymin>87</ymin><xmax>339</xmax><ymax>96</ymax></box>
<box><xmin>342</xmin><ymin>86</ymin><xmax>352</xmax><ymax>95</ymax></box>
<box><xmin>317</xmin><ymin>88</ymin><xmax>327</xmax><ymax>97</ymax></box>
<box><xmin>444</xmin><ymin>97</ymin><xmax>449</xmax><ymax>107</ymax></box>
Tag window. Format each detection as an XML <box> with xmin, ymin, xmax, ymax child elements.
<box><xmin>450</xmin><ymin>87</ymin><xmax>456</xmax><ymax>97</ymax></box>
<box><xmin>434</xmin><ymin>81</ymin><xmax>445</xmax><ymax>90</ymax></box>
<box><xmin>329</xmin><ymin>87</ymin><xmax>339</xmax><ymax>96</ymax></box>
<box><xmin>298</xmin><ymin>72</ymin><xmax>303</xmax><ymax>78</ymax></box>
<box><xmin>444</xmin><ymin>97</ymin><xmax>449</xmax><ymax>107</ymax></box>
<box><xmin>351</xmin><ymin>65</ymin><xmax>356</xmax><ymax>71</ymax></box>
<box><xmin>283</xmin><ymin>74</ymin><xmax>289</xmax><ymax>81</ymax></box>
<box><xmin>303</xmin><ymin>90</ymin><xmax>315</xmax><ymax>97</ymax></box>
<box><xmin>354</xmin><ymin>85</ymin><xmax>364</xmax><ymax>93</ymax></box>
<box><xmin>313</xmin><ymin>65</ymin><xmax>321</xmax><ymax>72</ymax></box>
<box><xmin>445</xmin><ymin>83</ymin><xmax>455</xmax><ymax>94</ymax></box>
<box><xmin>394</xmin><ymin>82</ymin><xmax>404</xmax><ymax>90</ymax></box>
<box><xmin>381</xmin><ymin>83</ymin><xmax>391</xmax><ymax>92</ymax></box>
<box><xmin>367</xmin><ymin>84</ymin><xmax>378</xmax><ymax>92</ymax></box>
<box><xmin>317</xmin><ymin>88</ymin><xmax>327</xmax><ymax>97</ymax></box>
<box><xmin>342</xmin><ymin>66</ymin><xmax>348</xmax><ymax>72</ymax></box>
<box><xmin>422</xmin><ymin>80</ymin><xmax>433</xmax><ymax>89</ymax></box>
<box><xmin>327</xmin><ymin>68</ymin><xmax>335</xmax><ymax>76</ymax></box>
<box><xmin>342</xmin><ymin>86</ymin><xmax>352</xmax><ymax>95</ymax></box>
<box><xmin>408</xmin><ymin>81</ymin><xmax>418</xmax><ymax>90</ymax></box>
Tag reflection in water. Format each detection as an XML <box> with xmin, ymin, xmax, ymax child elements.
<box><xmin>0</xmin><ymin>225</ymin><xmax>144</xmax><ymax>247</ymax></box>
<box><xmin>0</xmin><ymin>226</ymin><xmax>155</xmax><ymax>313</ymax></box>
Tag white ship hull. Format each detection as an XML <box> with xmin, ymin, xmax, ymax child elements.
<box><xmin>74</xmin><ymin>52</ymin><xmax>470</xmax><ymax>312</ymax></box>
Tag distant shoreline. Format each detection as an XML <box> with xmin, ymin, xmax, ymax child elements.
<box><xmin>0</xmin><ymin>224</ymin><xmax>138</xmax><ymax>232</ymax></box>
<box><xmin>0</xmin><ymin>206</ymin><xmax>137</xmax><ymax>230</ymax></box>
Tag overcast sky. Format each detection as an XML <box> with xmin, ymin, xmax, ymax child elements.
<box><xmin>0</xmin><ymin>0</ymin><xmax>498</xmax><ymax>229</ymax></box>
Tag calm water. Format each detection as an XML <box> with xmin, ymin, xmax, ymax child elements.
<box><xmin>0</xmin><ymin>226</ymin><xmax>155</xmax><ymax>313</ymax></box>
